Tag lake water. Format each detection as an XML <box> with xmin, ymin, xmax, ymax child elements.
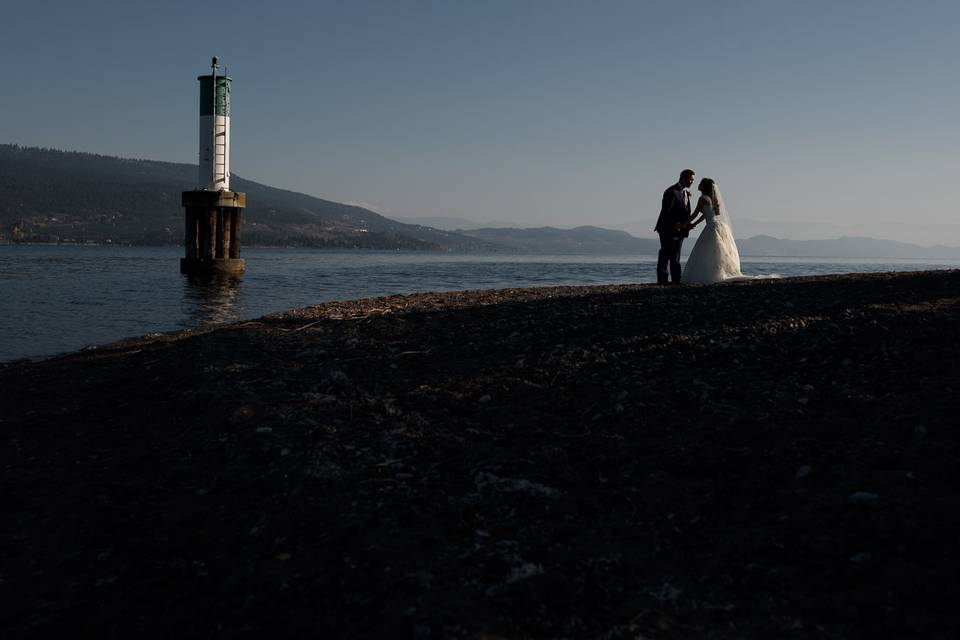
<box><xmin>2</xmin><ymin>245</ymin><xmax>958</xmax><ymax>363</ymax></box>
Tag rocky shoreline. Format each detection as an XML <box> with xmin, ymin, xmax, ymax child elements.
<box><xmin>2</xmin><ymin>270</ymin><xmax>959</xmax><ymax>638</ymax></box>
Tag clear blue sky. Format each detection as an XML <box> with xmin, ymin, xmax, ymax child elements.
<box><xmin>2</xmin><ymin>0</ymin><xmax>958</xmax><ymax>237</ymax></box>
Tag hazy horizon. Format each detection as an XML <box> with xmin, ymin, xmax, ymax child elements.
<box><xmin>3</xmin><ymin>1</ymin><xmax>957</xmax><ymax>242</ymax></box>
<box><xmin>390</xmin><ymin>213</ymin><xmax>960</xmax><ymax>248</ymax></box>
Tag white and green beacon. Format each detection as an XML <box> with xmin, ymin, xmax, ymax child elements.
<box><xmin>180</xmin><ymin>56</ymin><xmax>246</xmax><ymax>275</ymax></box>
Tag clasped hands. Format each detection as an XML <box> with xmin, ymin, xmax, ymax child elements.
<box><xmin>674</xmin><ymin>222</ymin><xmax>694</xmax><ymax>232</ymax></box>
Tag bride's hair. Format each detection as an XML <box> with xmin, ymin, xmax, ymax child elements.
<box><xmin>699</xmin><ymin>178</ymin><xmax>719</xmax><ymax>209</ymax></box>
<box><xmin>700</xmin><ymin>178</ymin><xmax>731</xmax><ymax>232</ymax></box>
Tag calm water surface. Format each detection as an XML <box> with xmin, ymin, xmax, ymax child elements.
<box><xmin>2</xmin><ymin>245</ymin><xmax>958</xmax><ymax>362</ymax></box>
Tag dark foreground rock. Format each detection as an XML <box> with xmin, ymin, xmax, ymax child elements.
<box><xmin>2</xmin><ymin>270</ymin><xmax>959</xmax><ymax>638</ymax></box>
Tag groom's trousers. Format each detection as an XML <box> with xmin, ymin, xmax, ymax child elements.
<box><xmin>657</xmin><ymin>234</ymin><xmax>683</xmax><ymax>284</ymax></box>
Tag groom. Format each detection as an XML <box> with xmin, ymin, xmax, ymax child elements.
<box><xmin>654</xmin><ymin>169</ymin><xmax>695</xmax><ymax>285</ymax></box>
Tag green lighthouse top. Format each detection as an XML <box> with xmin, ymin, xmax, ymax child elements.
<box><xmin>198</xmin><ymin>75</ymin><xmax>231</xmax><ymax>117</ymax></box>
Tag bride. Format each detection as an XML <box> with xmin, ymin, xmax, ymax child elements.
<box><xmin>682</xmin><ymin>178</ymin><xmax>743</xmax><ymax>284</ymax></box>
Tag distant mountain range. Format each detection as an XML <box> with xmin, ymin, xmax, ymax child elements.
<box><xmin>706</xmin><ymin>218</ymin><xmax>960</xmax><ymax>248</ymax></box>
<box><xmin>391</xmin><ymin>214</ymin><xmax>960</xmax><ymax>258</ymax></box>
<box><xmin>390</xmin><ymin>215</ymin><xmax>526</xmax><ymax>231</ymax></box>
<box><xmin>445</xmin><ymin>227</ymin><xmax>960</xmax><ymax>259</ymax></box>
<box><xmin>602</xmin><ymin>218</ymin><xmax>960</xmax><ymax>249</ymax></box>
<box><xmin>735</xmin><ymin>235</ymin><xmax>960</xmax><ymax>260</ymax></box>
<box><xmin>2</xmin><ymin>144</ymin><xmax>958</xmax><ymax>259</ymax></box>
<box><xmin>457</xmin><ymin>226</ymin><xmax>657</xmax><ymax>254</ymax></box>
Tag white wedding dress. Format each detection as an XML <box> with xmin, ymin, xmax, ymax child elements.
<box><xmin>683</xmin><ymin>194</ymin><xmax>743</xmax><ymax>284</ymax></box>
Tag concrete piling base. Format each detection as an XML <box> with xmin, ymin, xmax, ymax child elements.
<box><xmin>181</xmin><ymin>190</ymin><xmax>247</xmax><ymax>275</ymax></box>
<box><xmin>180</xmin><ymin>257</ymin><xmax>246</xmax><ymax>275</ymax></box>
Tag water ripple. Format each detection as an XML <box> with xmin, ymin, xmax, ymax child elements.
<box><xmin>1</xmin><ymin>245</ymin><xmax>957</xmax><ymax>362</ymax></box>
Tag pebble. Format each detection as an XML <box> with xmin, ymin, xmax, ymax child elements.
<box><xmin>847</xmin><ymin>491</ymin><xmax>880</xmax><ymax>506</ymax></box>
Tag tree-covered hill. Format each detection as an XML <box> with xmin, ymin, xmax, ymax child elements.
<box><xmin>0</xmin><ymin>144</ymin><xmax>494</xmax><ymax>250</ymax></box>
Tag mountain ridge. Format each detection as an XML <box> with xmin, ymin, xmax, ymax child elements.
<box><xmin>0</xmin><ymin>144</ymin><xmax>494</xmax><ymax>251</ymax></box>
<box><xmin>3</xmin><ymin>144</ymin><xmax>958</xmax><ymax>259</ymax></box>
<box><xmin>452</xmin><ymin>227</ymin><xmax>960</xmax><ymax>258</ymax></box>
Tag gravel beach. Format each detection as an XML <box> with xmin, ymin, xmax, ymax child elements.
<box><xmin>2</xmin><ymin>270</ymin><xmax>959</xmax><ymax>638</ymax></box>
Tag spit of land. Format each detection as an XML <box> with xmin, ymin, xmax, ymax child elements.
<box><xmin>2</xmin><ymin>270</ymin><xmax>959</xmax><ymax>638</ymax></box>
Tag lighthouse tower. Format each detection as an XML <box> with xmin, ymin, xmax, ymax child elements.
<box><xmin>180</xmin><ymin>57</ymin><xmax>246</xmax><ymax>275</ymax></box>
<box><xmin>198</xmin><ymin>59</ymin><xmax>231</xmax><ymax>190</ymax></box>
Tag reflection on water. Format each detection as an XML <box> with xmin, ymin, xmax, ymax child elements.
<box><xmin>182</xmin><ymin>274</ymin><xmax>245</xmax><ymax>326</ymax></box>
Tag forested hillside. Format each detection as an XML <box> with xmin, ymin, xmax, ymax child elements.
<box><xmin>0</xmin><ymin>145</ymin><xmax>492</xmax><ymax>250</ymax></box>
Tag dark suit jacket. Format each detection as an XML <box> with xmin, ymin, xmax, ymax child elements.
<box><xmin>654</xmin><ymin>183</ymin><xmax>692</xmax><ymax>238</ymax></box>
